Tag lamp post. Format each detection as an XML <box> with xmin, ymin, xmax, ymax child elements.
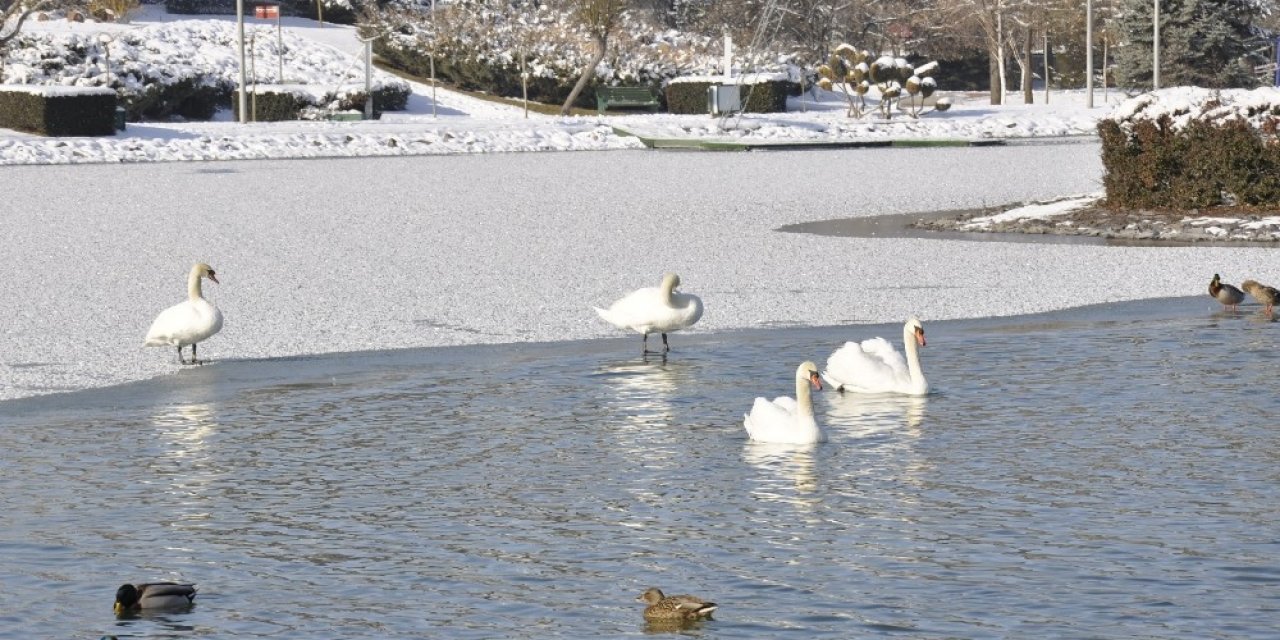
<box><xmin>1085</xmin><ymin>0</ymin><xmax>1093</xmax><ymax>108</ymax></box>
<box><xmin>237</xmin><ymin>0</ymin><xmax>248</xmax><ymax>122</ymax></box>
<box><xmin>97</xmin><ymin>33</ymin><xmax>114</xmax><ymax>90</ymax></box>
<box><xmin>1152</xmin><ymin>0</ymin><xmax>1160</xmax><ymax>90</ymax></box>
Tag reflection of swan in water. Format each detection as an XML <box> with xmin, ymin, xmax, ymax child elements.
<box><xmin>150</xmin><ymin>402</ymin><xmax>218</xmax><ymax>460</ymax></box>
<box><xmin>742</xmin><ymin>441</ymin><xmax>819</xmax><ymax>501</ymax></box>
<box><xmin>825</xmin><ymin>394</ymin><xmax>928</xmax><ymax>437</ymax></box>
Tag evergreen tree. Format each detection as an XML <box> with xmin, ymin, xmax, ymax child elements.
<box><xmin>1115</xmin><ymin>0</ymin><xmax>1265</xmax><ymax>89</ymax></box>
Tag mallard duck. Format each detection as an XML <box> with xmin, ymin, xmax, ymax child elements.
<box><xmin>1241</xmin><ymin>279</ymin><xmax>1279</xmax><ymax>314</ymax></box>
<box><xmin>144</xmin><ymin>263</ymin><xmax>223</xmax><ymax>365</ymax></box>
<box><xmin>114</xmin><ymin>582</ymin><xmax>197</xmax><ymax>614</ymax></box>
<box><xmin>1209</xmin><ymin>274</ymin><xmax>1245</xmax><ymax>310</ymax></box>
<box><xmin>594</xmin><ymin>273</ymin><xmax>703</xmax><ymax>354</ymax></box>
<box><xmin>636</xmin><ymin>587</ymin><xmax>717</xmax><ymax>621</ymax></box>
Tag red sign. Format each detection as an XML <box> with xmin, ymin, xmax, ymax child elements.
<box><xmin>254</xmin><ymin>5</ymin><xmax>279</xmax><ymax>18</ymax></box>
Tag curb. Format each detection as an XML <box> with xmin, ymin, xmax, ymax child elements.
<box><xmin>612</xmin><ymin>127</ymin><xmax>1006</xmax><ymax>151</ymax></box>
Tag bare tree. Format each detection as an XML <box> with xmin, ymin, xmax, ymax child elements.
<box><xmin>1</xmin><ymin>0</ymin><xmax>55</xmax><ymax>48</ymax></box>
<box><xmin>560</xmin><ymin>0</ymin><xmax>625</xmax><ymax>115</ymax></box>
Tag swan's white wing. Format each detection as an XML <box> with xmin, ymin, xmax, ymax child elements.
<box><xmin>145</xmin><ymin>300</ymin><xmax>222</xmax><ymax>347</ymax></box>
<box><xmin>594</xmin><ymin>286</ymin><xmax>664</xmax><ymax>333</ymax></box>
<box><xmin>743</xmin><ymin>396</ymin><xmax>795</xmax><ymax>439</ymax></box>
<box><xmin>823</xmin><ymin>338</ymin><xmax>909</xmax><ymax>392</ymax></box>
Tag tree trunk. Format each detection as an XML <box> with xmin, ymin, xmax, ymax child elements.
<box><xmin>561</xmin><ymin>33</ymin><xmax>607</xmax><ymax>115</ymax></box>
<box><xmin>1022</xmin><ymin>29</ymin><xmax>1033</xmax><ymax>104</ymax></box>
<box><xmin>995</xmin><ymin>11</ymin><xmax>1007</xmax><ymax>104</ymax></box>
<box><xmin>989</xmin><ymin>55</ymin><xmax>1001</xmax><ymax>105</ymax></box>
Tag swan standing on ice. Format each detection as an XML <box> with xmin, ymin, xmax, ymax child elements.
<box><xmin>144</xmin><ymin>263</ymin><xmax>223</xmax><ymax>365</ymax></box>
<box><xmin>1209</xmin><ymin>274</ymin><xmax>1245</xmax><ymax>310</ymax></box>
<box><xmin>594</xmin><ymin>273</ymin><xmax>703</xmax><ymax>354</ymax></box>
<box><xmin>822</xmin><ymin>318</ymin><xmax>929</xmax><ymax>396</ymax></box>
<box><xmin>743</xmin><ymin>361</ymin><xmax>826</xmax><ymax>445</ymax></box>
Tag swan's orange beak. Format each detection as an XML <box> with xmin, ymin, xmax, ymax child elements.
<box><xmin>808</xmin><ymin>371</ymin><xmax>822</xmax><ymax>391</ymax></box>
<box><xmin>915</xmin><ymin>328</ymin><xmax>926</xmax><ymax>347</ymax></box>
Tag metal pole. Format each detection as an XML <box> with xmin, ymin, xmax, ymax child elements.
<box><xmin>277</xmin><ymin>11</ymin><xmax>283</xmax><ymax>83</ymax></box>
<box><xmin>250</xmin><ymin>31</ymin><xmax>257</xmax><ymax>122</ymax></box>
<box><xmin>1085</xmin><ymin>0</ymin><xmax>1094</xmax><ymax>108</ymax></box>
<box><xmin>1043</xmin><ymin>32</ymin><xmax>1049</xmax><ymax>104</ymax></box>
<box><xmin>1153</xmin><ymin>0</ymin><xmax>1160</xmax><ymax>90</ymax></box>
<box><xmin>431</xmin><ymin>0</ymin><xmax>437</xmax><ymax>117</ymax></box>
<box><xmin>521</xmin><ymin>49</ymin><xmax>528</xmax><ymax>118</ymax></box>
<box><xmin>364</xmin><ymin>38</ymin><xmax>373</xmax><ymax>120</ymax></box>
<box><xmin>237</xmin><ymin>0</ymin><xmax>247</xmax><ymax>122</ymax></box>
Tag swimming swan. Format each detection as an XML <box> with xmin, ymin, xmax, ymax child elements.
<box><xmin>144</xmin><ymin>263</ymin><xmax>223</xmax><ymax>365</ymax></box>
<box><xmin>743</xmin><ymin>361</ymin><xmax>825</xmax><ymax>444</ymax></box>
<box><xmin>822</xmin><ymin>318</ymin><xmax>928</xmax><ymax>396</ymax></box>
<box><xmin>594</xmin><ymin>273</ymin><xmax>703</xmax><ymax>354</ymax></box>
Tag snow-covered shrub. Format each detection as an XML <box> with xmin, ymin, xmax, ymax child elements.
<box><xmin>231</xmin><ymin>83</ymin><xmax>409</xmax><ymax>120</ymax></box>
<box><xmin>371</xmin><ymin>0</ymin><xmax>795</xmax><ymax>108</ymax></box>
<box><xmin>1099</xmin><ymin>88</ymin><xmax>1280</xmax><ymax>208</ymax></box>
<box><xmin>166</xmin><ymin>0</ymin><xmax>357</xmax><ymax>24</ymax></box>
<box><xmin>0</xmin><ymin>20</ymin><xmax>408</xmax><ymax>120</ymax></box>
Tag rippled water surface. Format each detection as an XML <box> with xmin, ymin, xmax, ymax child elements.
<box><xmin>2</xmin><ymin>297</ymin><xmax>1279</xmax><ymax>638</ymax></box>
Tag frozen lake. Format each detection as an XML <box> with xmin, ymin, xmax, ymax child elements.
<box><xmin>2</xmin><ymin>297</ymin><xmax>1278</xmax><ymax>638</ymax></box>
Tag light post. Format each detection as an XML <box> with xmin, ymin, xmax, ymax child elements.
<box><xmin>1085</xmin><ymin>0</ymin><xmax>1094</xmax><ymax>108</ymax></box>
<box><xmin>430</xmin><ymin>0</ymin><xmax>437</xmax><ymax>118</ymax></box>
<box><xmin>97</xmin><ymin>33</ymin><xmax>114</xmax><ymax>90</ymax></box>
<box><xmin>237</xmin><ymin>0</ymin><xmax>248</xmax><ymax>122</ymax></box>
<box><xmin>1153</xmin><ymin>0</ymin><xmax>1160</xmax><ymax>90</ymax></box>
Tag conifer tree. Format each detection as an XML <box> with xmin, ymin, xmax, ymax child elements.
<box><xmin>1114</xmin><ymin>0</ymin><xmax>1264</xmax><ymax>89</ymax></box>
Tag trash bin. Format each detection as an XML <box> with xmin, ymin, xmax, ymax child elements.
<box><xmin>114</xmin><ymin>106</ymin><xmax>126</xmax><ymax>132</ymax></box>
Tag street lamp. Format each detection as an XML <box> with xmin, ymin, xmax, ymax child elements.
<box><xmin>97</xmin><ymin>33</ymin><xmax>114</xmax><ymax>90</ymax></box>
<box><xmin>237</xmin><ymin>0</ymin><xmax>248</xmax><ymax>122</ymax></box>
<box><xmin>1085</xmin><ymin>0</ymin><xmax>1093</xmax><ymax>108</ymax></box>
<box><xmin>1153</xmin><ymin>0</ymin><xmax>1160</xmax><ymax>90</ymax></box>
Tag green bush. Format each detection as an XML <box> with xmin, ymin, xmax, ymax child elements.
<box><xmin>1099</xmin><ymin>116</ymin><xmax>1280</xmax><ymax>208</ymax></box>
<box><xmin>665</xmin><ymin>79</ymin><xmax>793</xmax><ymax>115</ymax></box>
<box><xmin>0</xmin><ymin>88</ymin><xmax>116</xmax><ymax>136</ymax></box>
<box><xmin>232</xmin><ymin>88</ymin><xmax>310</xmax><ymax>121</ymax></box>
<box><xmin>229</xmin><ymin>84</ymin><xmax>409</xmax><ymax>121</ymax></box>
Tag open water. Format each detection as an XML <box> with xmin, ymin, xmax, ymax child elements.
<box><xmin>1</xmin><ymin>296</ymin><xmax>1278</xmax><ymax>638</ymax></box>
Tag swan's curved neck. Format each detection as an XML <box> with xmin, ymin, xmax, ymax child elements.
<box><xmin>902</xmin><ymin>326</ymin><xmax>924</xmax><ymax>385</ymax></box>
<box><xmin>660</xmin><ymin>276</ymin><xmax>677</xmax><ymax>305</ymax></box>
<box><xmin>795</xmin><ymin>374</ymin><xmax>815</xmax><ymax>417</ymax></box>
<box><xmin>188</xmin><ymin>268</ymin><xmax>204</xmax><ymax>301</ymax></box>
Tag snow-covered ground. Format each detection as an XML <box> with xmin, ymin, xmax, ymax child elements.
<box><xmin>0</xmin><ymin>8</ymin><xmax>1130</xmax><ymax>165</ymax></box>
<box><xmin>4</xmin><ymin>12</ymin><xmax>1270</xmax><ymax>404</ymax></box>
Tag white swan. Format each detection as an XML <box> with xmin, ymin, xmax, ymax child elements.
<box><xmin>743</xmin><ymin>361</ymin><xmax>826</xmax><ymax>445</ymax></box>
<box><xmin>594</xmin><ymin>273</ymin><xmax>703</xmax><ymax>354</ymax></box>
<box><xmin>822</xmin><ymin>317</ymin><xmax>928</xmax><ymax>396</ymax></box>
<box><xmin>144</xmin><ymin>263</ymin><xmax>223</xmax><ymax>365</ymax></box>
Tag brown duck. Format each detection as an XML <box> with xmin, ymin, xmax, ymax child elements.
<box><xmin>1209</xmin><ymin>274</ymin><xmax>1245</xmax><ymax>310</ymax></box>
<box><xmin>636</xmin><ymin>587</ymin><xmax>718</xmax><ymax>621</ymax></box>
<box><xmin>1241</xmin><ymin>279</ymin><xmax>1280</xmax><ymax>314</ymax></box>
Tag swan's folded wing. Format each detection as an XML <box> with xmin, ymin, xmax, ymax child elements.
<box><xmin>826</xmin><ymin>339</ymin><xmax>902</xmax><ymax>382</ymax></box>
<box><xmin>859</xmin><ymin>337</ymin><xmax>909</xmax><ymax>376</ymax></box>
<box><xmin>744</xmin><ymin>396</ymin><xmax>794</xmax><ymax>437</ymax></box>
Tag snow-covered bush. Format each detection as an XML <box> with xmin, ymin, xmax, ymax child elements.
<box><xmin>232</xmin><ymin>83</ymin><xmax>410</xmax><ymax>120</ymax></box>
<box><xmin>0</xmin><ymin>20</ymin><xmax>408</xmax><ymax>120</ymax></box>
<box><xmin>0</xmin><ymin>86</ymin><xmax>117</xmax><ymax>135</ymax></box>
<box><xmin>1099</xmin><ymin>88</ymin><xmax>1280</xmax><ymax>208</ymax></box>
<box><xmin>371</xmin><ymin>0</ymin><xmax>799</xmax><ymax>108</ymax></box>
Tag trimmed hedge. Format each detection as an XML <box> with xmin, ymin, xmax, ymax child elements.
<box><xmin>230</xmin><ymin>83</ymin><xmax>410</xmax><ymax>121</ymax></box>
<box><xmin>665</xmin><ymin>79</ymin><xmax>792</xmax><ymax>115</ymax></box>
<box><xmin>1099</xmin><ymin>117</ymin><xmax>1280</xmax><ymax>209</ymax></box>
<box><xmin>0</xmin><ymin>88</ymin><xmax>116</xmax><ymax>136</ymax></box>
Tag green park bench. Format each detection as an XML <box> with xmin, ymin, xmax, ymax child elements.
<box><xmin>596</xmin><ymin>86</ymin><xmax>661</xmax><ymax>115</ymax></box>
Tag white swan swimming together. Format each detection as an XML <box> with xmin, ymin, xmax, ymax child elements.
<box><xmin>144</xmin><ymin>263</ymin><xmax>223</xmax><ymax>365</ymax></box>
<box><xmin>822</xmin><ymin>318</ymin><xmax>928</xmax><ymax>396</ymax></box>
<box><xmin>594</xmin><ymin>273</ymin><xmax>703</xmax><ymax>354</ymax></box>
<box><xmin>743</xmin><ymin>361</ymin><xmax>826</xmax><ymax>445</ymax></box>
